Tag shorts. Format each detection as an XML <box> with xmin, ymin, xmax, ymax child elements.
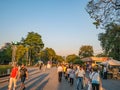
<box><xmin>21</xmin><ymin>77</ymin><xmax>26</xmax><ymax>83</ymax></box>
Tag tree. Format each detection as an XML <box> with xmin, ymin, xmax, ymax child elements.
<box><xmin>95</xmin><ymin>53</ymin><xmax>107</xmax><ymax>57</ymax></box>
<box><xmin>22</xmin><ymin>32</ymin><xmax>44</xmax><ymax>65</ymax></box>
<box><xmin>66</xmin><ymin>54</ymin><xmax>79</xmax><ymax>63</ymax></box>
<box><xmin>39</xmin><ymin>47</ymin><xmax>56</xmax><ymax>63</ymax></box>
<box><xmin>79</xmin><ymin>45</ymin><xmax>94</xmax><ymax>58</ymax></box>
<box><xmin>86</xmin><ymin>0</ymin><xmax>120</xmax><ymax>28</ymax></box>
<box><xmin>54</xmin><ymin>55</ymin><xmax>64</xmax><ymax>63</ymax></box>
<box><xmin>0</xmin><ymin>43</ymin><xmax>12</xmax><ymax>64</ymax></box>
<box><xmin>73</xmin><ymin>59</ymin><xmax>84</xmax><ymax>65</ymax></box>
<box><xmin>98</xmin><ymin>23</ymin><xmax>120</xmax><ymax>60</ymax></box>
<box><xmin>15</xmin><ymin>45</ymin><xmax>28</xmax><ymax>65</ymax></box>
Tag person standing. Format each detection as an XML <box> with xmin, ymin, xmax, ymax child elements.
<box><xmin>103</xmin><ymin>66</ymin><xmax>107</xmax><ymax>79</ymax></box>
<box><xmin>57</xmin><ymin>64</ymin><xmax>63</xmax><ymax>82</ymax></box>
<box><xmin>39</xmin><ymin>63</ymin><xmax>43</xmax><ymax>70</ymax></box>
<box><xmin>66</xmin><ymin>65</ymin><xmax>71</xmax><ymax>82</ymax></box>
<box><xmin>90</xmin><ymin>66</ymin><xmax>100</xmax><ymax>90</ymax></box>
<box><xmin>8</xmin><ymin>62</ymin><xmax>18</xmax><ymax>90</ymax></box>
<box><xmin>63</xmin><ymin>65</ymin><xmax>67</xmax><ymax>76</ymax></box>
<box><xmin>19</xmin><ymin>64</ymin><xmax>28</xmax><ymax>90</ymax></box>
<box><xmin>69</xmin><ymin>66</ymin><xmax>75</xmax><ymax>85</ymax></box>
<box><xmin>75</xmin><ymin>65</ymin><xmax>85</xmax><ymax>90</ymax></box>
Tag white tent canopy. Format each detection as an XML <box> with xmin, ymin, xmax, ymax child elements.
<box><xmin>101</xmin><ymin>59</ymin><xmax>120</xmax><ymax>66</ymax></box>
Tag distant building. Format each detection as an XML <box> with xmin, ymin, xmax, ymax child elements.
<box><xmin>81</xmin><ymin>57</ymin><xmax>109</xmax><ymax>67</ymax></box>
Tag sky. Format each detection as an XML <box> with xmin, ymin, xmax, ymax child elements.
<box><xmin>0</xmin><ymin>0</ymin><xmax>104</xmax><ymax>56</ymax></box>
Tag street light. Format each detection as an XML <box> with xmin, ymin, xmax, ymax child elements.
<box><xmin>12</xmin><ymin>41</ymin><xmax>18</xmax><ymax>63</ymax></box>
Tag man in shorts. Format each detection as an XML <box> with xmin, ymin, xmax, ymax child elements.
<box><xmin>19</xmin><ymin>64</ymin><xmax>28</xmax><ymax>90</ymax></box>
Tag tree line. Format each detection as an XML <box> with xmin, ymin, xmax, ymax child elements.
<box><xmin>0</xmin><ymin>31</ymin><xmax>95</xmax><ymax>65</ymax></box>
<box><xmin>0</xmin><ymin>26</ymin><xmax>120</xmax><ymax>65</ymax></box>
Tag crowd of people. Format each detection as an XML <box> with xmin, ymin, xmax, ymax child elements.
<box><xmin>57</xmin><ymin>63</ymin><xmax>102</xmax><ymax>90</ymax></box>
<box><xmin>8</xmin><ymin>62</ymin><xmax>103</xmax><ymax>90</ymax></box>
<box><xmin>8</xmin><ymin>62</ymin><xmax>28</xmax><ymax>90</ymax></box>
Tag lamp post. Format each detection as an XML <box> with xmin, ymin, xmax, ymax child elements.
<box><xmin>12</xmin><ymin>41</ymin><xmax>17</xmax><ymax>63</ymax></box>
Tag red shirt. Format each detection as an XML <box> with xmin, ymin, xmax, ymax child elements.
<box><xmin>10</xmin><ymin>67</ymin><xmax>18</xmax><ymax>78</ymax></box>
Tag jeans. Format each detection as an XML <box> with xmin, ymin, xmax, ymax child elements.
<box><xmin>70</xmin><ymin>78</ymin><xmax>74</xmax><ymax>85</ymax></box>
<box><xmin>21</xmin><ymin>76</ymin><xmax>26</xmax><ymax>83</ymax></box>
<box><xmin>76</xmin><ymin>77</ymin><xmax>83</xmax><ymax>90</ymax></box>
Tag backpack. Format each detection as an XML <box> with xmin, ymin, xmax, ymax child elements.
<box><xmin>20</xmin><ymin>68</ymin><xmax>26</xmax><ymax>77</ymax></box>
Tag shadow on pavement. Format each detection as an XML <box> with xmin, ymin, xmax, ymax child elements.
<box><xmin>36</xmin><ymin>78</ymin><xmax>49</xmax><ymax>90</ymax></box>
<box><xmin>0</xmin><ymin>73</ymin><xmax>49</xmax><ymax>90</ymax></box>
<box><xmin>20</xmin><ymin>73</ymin><xmax>49</xmax><ymax>90</ymax></box>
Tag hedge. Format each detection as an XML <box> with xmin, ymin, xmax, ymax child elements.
<box><xmin>0</xmin><ymin>65</ymin><xmax>12</xmax><ymax>76</ymax></box>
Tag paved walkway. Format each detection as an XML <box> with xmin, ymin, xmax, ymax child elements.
<box><xmin>101</xmin><ymin>79</ymin><xmax>120</xmax><ymax>90</ymax></box>
<box><xmin>43</xmin><ymin>67</ymin><xmax>77</xmax><ymax>90</ymax></box>
<box><xmin>40</xmin><ymin>67</ymin><xmax>89</xmax><ymax>90</ymax></box>
<box><xmin>0</xmin><ymin>67</ymin><xmax>120</xmax><ymax>90</ymax></box>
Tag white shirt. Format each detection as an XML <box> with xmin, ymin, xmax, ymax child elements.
<box><xmin>57</xmin><ymin>66</ymin><xmax>63</xmax><ymax>72</ymax></box>
<box><xmin>90</xmin><ymin>72</ymin><xmax>100</xmax><ymax>83</ymax></box>
<box><xmin>75</xmin><ymin>69</ymin><xmax>85</xmax><ymax>77</ymax></box>
<box><xmin>103</xmin><ymin>67</ymin><xmax>107</xmax><ymax>72</ymax></box>
<box><xmin>70</xmin><ymin>69</ymin><xmax>75</xmax><ymax>78</ymax></box>
<box><xmin>67</xmin><ymin>68</ymin><xmax>71</xmax><ymax>74</ymax></box>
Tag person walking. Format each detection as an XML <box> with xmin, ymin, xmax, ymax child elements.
<box><xmin>8</xmin><ymin>62</ymin><xmax>18</xmax><ymax>90</ymax></box>
<box><xmin>19</xmin><ymin>64</ymin><xmax>28</xmax><ymax>90</ymax></box>
<box><xmin>103</xmin><ymin>66</ymin><xmax>107</xmax><ymax>79</ymax></box>
<box><xmin>75</xmin><ymin>65</ymin><xmax>85</xmax><ymax>90</ymax></box>
<box><xmin>90</xmin><ymin>66</ymin><xmax>100</xmax><ymax>90</ymax></box>
<box><xmin>63</xmin><ymin>65</ymin><xmax>67</xmax><ymax>77</ymax></box>
<box><xmin>66</xmin><ymin>65</ymin><xmax>71</xmax><ymax>82</ymax></box>
<box><xmin>57</xmin><ymin>64</ymin><xmax>63</xmax><ymax>82</ymax></box>
<box><xmin>69</xmin><ymin>66</ymin><xmax>75</xmax><ymax>85</ymax></box>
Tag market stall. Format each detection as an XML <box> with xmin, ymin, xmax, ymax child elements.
<box><xmin>100</xmin><ymin>59</ymin><xmax>120</xmax><ymax>79</ymax></box>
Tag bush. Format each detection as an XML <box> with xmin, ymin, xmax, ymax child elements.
<box><xmin>0</xmin><ymin>65</ymin><xmax>12</xmax><ymax>76</ymax></box>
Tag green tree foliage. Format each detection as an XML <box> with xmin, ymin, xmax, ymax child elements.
<box><xmin>22</xmin><ymin>32</ymin><xmax>44</xmax><ymax>65</ymax></box>
<box><xmin>39</xmin><ymin>50</ymin><xmax>47</xmax><ymax>62</ymax></box>
<box><xmin>54</xmin><ymin>55</ymin><xmax>64</xmax><ymax>63</ymax></box>
<box><xmin>66</xmin><ymin>54</ymin><xmax>79</xmax><ymax>63</ymax></box>
<box><xmin>23</xmin><ymin>32</ymin><xmax>44</xmax><ymax>47</ymax></box>
<box><xmin>86</xmin><ymin>0</ymin><xmax>120</xmax><ymax>28</ymax></box>
<box><xmin>95</xmin><ymin>53</ymin><xmax>107</xmax><ymax>57</ymax></box>
<box><xmin>98</xmin><ymin>23</ymin><xmax>120</xmax><ymax>60</ymax></box>
<box><xmin>0</xmin><ymin>44</ymin><xmax>12</xmax><ymax>64</ymax></box>
<box><xmin>39</xmin><ymin>47</ymin><xmax>56</xmax><ymax>63</ymax></box>
<box><xmin>73</xmin><ymin>59</ymin><xmax>84</xmax><ymax>65</ymax></box>
<box><xmin>79</xmin><ymin>45</ymin><xmax>94</xmax><ymax>58</ymax></box>
<box><xmin>15</xmin><ymin>45</ymin><xmax>28</xmax><ymax>64</ymax></box>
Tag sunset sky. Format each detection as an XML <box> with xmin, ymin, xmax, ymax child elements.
<box><xmin>0</xmin><ymin>0</ymin><xmax>104</xmax><ymax>56</ymax></box>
